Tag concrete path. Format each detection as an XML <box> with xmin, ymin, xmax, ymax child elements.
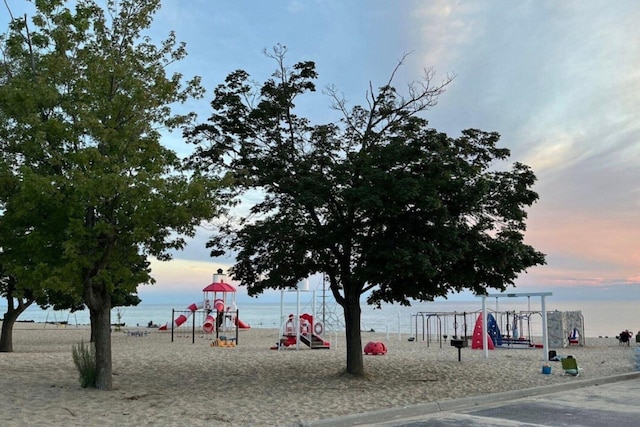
<box><xmin>308</xmin><ymin>372</ymin><xmax>640</xmax><ymax>427</ymax></box>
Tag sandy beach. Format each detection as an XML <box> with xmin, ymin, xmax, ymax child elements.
<box><xmin>0</xmin><ymin>322</ymin><xmax>637</xmax><ymax>426</ymax></box>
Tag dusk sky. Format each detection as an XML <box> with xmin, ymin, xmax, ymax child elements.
<box><xmin>4</xmin><ymin>1</ymin><xmax>639</xmax><ymax>304</ymax></box>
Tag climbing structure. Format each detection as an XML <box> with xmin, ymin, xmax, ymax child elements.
<box><xmin>471</xmin><ymin>313</ymin><xmax>501</xmax><ymax>350</ymax></box>
<box><xmin>547</xmin><ymin>310</ymin><xmax>585</xmax><ymax>347</ymax></box>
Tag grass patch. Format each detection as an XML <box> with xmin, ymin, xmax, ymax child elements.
<box><xmin>72</xmin><ymin>340</ymin><xmax>96</xmax><ymax>388</ymax></box>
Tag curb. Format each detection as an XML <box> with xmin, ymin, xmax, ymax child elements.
<box><xmin>304</xmin><ymin>371</ymin><xmax>640</xmax><ymax>427</ymax></box>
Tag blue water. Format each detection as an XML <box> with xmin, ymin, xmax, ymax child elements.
<box><xmin>1</xmin><ymin>298</ymin><xmax>636</xmax><ymax>338</ymax></box>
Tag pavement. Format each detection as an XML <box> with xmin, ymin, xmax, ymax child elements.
<box><xmin>306</xmin><ymin>371</ymin><xmax>640</xmax><ymax>427</ymax></box>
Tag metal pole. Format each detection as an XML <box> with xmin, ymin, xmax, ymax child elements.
<box><xmin>171</xmin><ymin>309</ymin><xmax>175</xmax><ymax>343</ymax></box>
<box><xmin>482</xmin><ymin>296</ymin><xmax>488</xmax><ymax>358</ymax></box>
<box><xmin>296</xmin><ymin>287</ymin><xmax>300</xmax><ymax>350</ymax></box>
<box><xmin>322</xmin><ymin>274</ymin><xmax>326</xmax><ymax>327</ymax></box>
<box><xmin>313</xmin><ymin>290</ymin><xmax>316</xmax><ymax>326</ymax></box>
<box><xmin>280</xmin><ymin>290</ymin><xmax>284</xmax><ymax>339</ymax></box>
<box><xmin>462</xmin><ymin>311</ymin><xmax>468</xmax><ymax>339</ymax></box>
<box><xmin>541</xmin><ymin>295</ymin><xmax>549</xmax><ymax>361</ymax></box>
<box><xmin>235</xmin><ymin>309</ymin><xmax>239</xmax><ymax>344</ymax></box>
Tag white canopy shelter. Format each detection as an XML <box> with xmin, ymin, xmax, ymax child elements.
<box><xmin>479</xmin><ymin>292</ymin><xmax>552</xmax><ymax>360</ymax></box>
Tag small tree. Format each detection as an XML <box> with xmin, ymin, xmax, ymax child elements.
<box><xmin>0</xmin><ymin>0</ymin><xmax>221</xmax><ymax>388</ymax></box>
<box><xmin>0</xmin><ymin>273</ymin><xmax>34</xmax><ymax>352</ymax></box>
<box><xmin>187</xmin><ymin>47</ymin><xmax>545</xmax><ymax>376</ymax></box>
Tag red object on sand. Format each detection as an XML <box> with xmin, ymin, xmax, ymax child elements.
<box><xmin>364</xmin><ymin>341</ymin><xmax>387</xmax><ymax>355</ymax></box>
<box><xmin>471</xmin><ymin>314</ymin><xmax>495</xmax><ymax>350</ymax></box>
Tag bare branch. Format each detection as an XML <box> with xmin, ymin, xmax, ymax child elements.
<box><xmin>384</xmin><ymin>51</ymin><xmax>413</xmax><ymax>90</ymax></box>
<box><xmin>324</xmin><ymin>52</ymin><xmax>456</xmax><ymax>148</ymax></box>
<box><xmin>22</xmin><ymin>14</ymin><xmax>37</xmax><ymax>74</ymax></box>
<box><xmin>2</xmin><ymin>0</ymin><xmax>14</xmax><ymax>21</ymax></box>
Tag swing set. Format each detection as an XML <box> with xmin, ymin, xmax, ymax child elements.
<box><xmin>480</xmin><ymin>292</ymin><xmax>552</xmax><ymax>359</ymax></box>
<box><xmin>411</xmin><ymin>311</ymin><xmax>479</xmax><ymax>348</ymax></box>
<box><xmin>411</xmin><ymin>292</ymin><xmax>552</xmax><ymax>359</ymax></box>
<box><xmin>498</xmin><ymin>310</ymin><xmax>543</xmax><ymax>346</ymax></box>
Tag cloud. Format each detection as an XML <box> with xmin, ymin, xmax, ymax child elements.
<box><xmin>522</xmin><ymin>132</ymin><xmax>581</xmax><ymax>173</ymax></box>
<box><xmin>147</xmin><ymin>258</ymin><xmax>230</xmax><ymax>293</ymax></box>
<box><xmin>409</xmin><ymin>2</ymin><xmax>640</xmax><ymax>297</ymax></box>
<box><xmin>413</xmin><ymin>1</ymin><xmax>480</xmax><ymax>68</ymax></box>
<box><xmin>522</xmin><ymin>208</ymin><xmax>640</xmax><ymax>286</ymax></box>
<box><xmin>287</xmin><ymin>0</ymin><xmax>304</xmax><ymax>13</ymax></box>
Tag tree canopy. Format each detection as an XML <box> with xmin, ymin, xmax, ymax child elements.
<box><xmin>0</xmin><ymin>0</ymin><xmax>221</xmax><ymax>387</ymax></box>
<box><xmin>187</xmin><ymin>47</ymin><xmax>546</xmax><ymax>375</ymax></box>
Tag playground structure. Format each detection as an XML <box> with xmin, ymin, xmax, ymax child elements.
<box><xmin>411</xmin><ymin>311</ymin><xmax>477</xmax><ymax>348</ymax></box>
<box><xmin>410</xmin><ymin>292</ymin><xmax>585</xmax><ymax>359</ymax></box>
<box><xmin>479</xmin><ymin>292</ymin><xmax>551</xmax><ymax>359</ymax></box>
<box><xmin>316</xmin><ymin>274</ymin><xmax>345</xmax><ymax>332</ymax></box>
<box><xmin>43</xmin><ymin>310</ymin><xmax>78</xmax><ymax>328</ymax></box>
<box><xmin>271</xmin><ymin>281</ymin><xmax>331</xmax><ymax>350</ymax></box>
<box><xmin>471</xmin><ymin>306</ymin><xmax>585</xmax><ymax>353</ymax></box>
<box><xmin>416</xmin><ymin>309</ymin><xmax>543</xmax><ymax>351</ymax></box>
<box><xmin>495</xmin><ymin>310</ymin><xmax>543</xmax><ymax>346</ymax></box>
<box><xmin>275</xmin><ymin>313</ymin><xmax>330</xmax><ymax>350</ymax></box>
<box><xmin>411</xmin><ymin>308</ymin><xmax>547</xmax><ymax>350</ymax></box>
<box><xmin>471</xmin><ymin>312</ymin><xmax>502</xmax><ymax>350</ymax></box>
<box><xmin>158</xmin><ymin>270</ymin><xmax>250</xmax><ymax>341</ymax></box>
<box><xmin>201</xmin><ymin>278</ymin><xmax>250</xmax><ymax>332</ymax></box>
<box><xmin>547</xmin><ymin>310</ymin><xmax>585</xmax><ymax>348</ymax></box>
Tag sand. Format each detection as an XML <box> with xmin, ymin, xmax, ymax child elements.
<box><xmin>0</xmin><ymin>322</ymin><xmax>636</xmax><ymax>426</ymax></box>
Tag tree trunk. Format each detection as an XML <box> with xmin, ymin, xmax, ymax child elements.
<box><xmin>89</xmin><ymin>304</ymin><xmax>113</xmax><ymax>390</ymax></box>
<box><xmin>0</xmin><ymin>298</ymin><xmax>33</xmax><ymax>353</ymax></box>
<box><xmin>343</xmin><ymin>295</ymin><xmax>364</xmax><ymax>376</ymax></box>
<box><xmin>89</xmin><ymin>310</ymin><xmax>97</xmax><ymax>343</ymax></box>
<box><xmin>85</xmin><ymin>280</ymin><xmax>113</xmax><ymax>391</ymax></box>
<box><xmin>0</xmin><ymin>309</ymin><xmax>19</xmax><ymax>352</ymax></box>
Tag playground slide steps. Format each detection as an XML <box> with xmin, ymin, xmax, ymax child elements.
<box><xmin>300</xmin><ymin>333</ymin><xmax>331</xmax><ymax>349</ymax></box>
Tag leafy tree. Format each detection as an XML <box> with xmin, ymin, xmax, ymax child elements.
<box><xmin>0</xmin><ymin>0</ymin><xmax>220</xmax><ymax>388</ymax></box>
<box><xmin>0</xmin><ymin>138</ymin><xmax>87</xmax><ymax>351</ymax></box>
<box><xmin>187</xmin><ymin>47</ymin><xmax>546</xmax><ymax>375</ymax></box>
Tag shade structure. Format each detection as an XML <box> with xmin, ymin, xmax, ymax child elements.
<box><xmin>202</xmin><ymin>281</ymin><xmax>236</xmax><ymax>293</ymax></box>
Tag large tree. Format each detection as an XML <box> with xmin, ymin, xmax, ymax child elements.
<box><xmin>187</xmin><ymin>47</ymin><xmax>546</xmax><ymax>376</ymax></box>
<box><xmin>0</xmin><ymin>0</ymin><xmax>220</xmax><ymax>388</ymax></box>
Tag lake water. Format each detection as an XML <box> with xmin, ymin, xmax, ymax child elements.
<box><xmin>1</xmin><ymin>297</ymin><xmax>636</xmax><ymax>339</ymax></box>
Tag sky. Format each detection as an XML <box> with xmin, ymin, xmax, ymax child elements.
<box><xmin>3</xmin><ymin>1</ymin><xmax>640</xmax><ymax>304</ymax></box>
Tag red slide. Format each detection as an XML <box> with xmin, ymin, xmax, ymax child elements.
<box><xmin>236</xmin><ymin>318</ymin><xmax>251</xmax><ymax>329</ymax></box>
<box><xmin>158</xmin><ymin>302</ymin><xmax>203</xmax><ymax>331</ymax></box>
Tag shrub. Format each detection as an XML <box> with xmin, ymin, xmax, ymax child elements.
<box><xmin>72</xmin><ymin>340</ymin><xmax>96</xmax><ymax>388</ymax></box>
